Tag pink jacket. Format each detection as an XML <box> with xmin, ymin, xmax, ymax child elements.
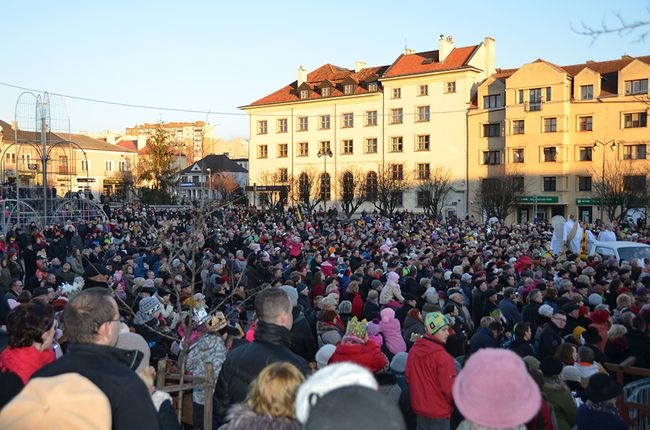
<box><xmin>378</xmin><ymin>308</ymin><xmax>407</xmax><ymax>354</ymax></box>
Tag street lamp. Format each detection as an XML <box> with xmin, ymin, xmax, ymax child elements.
<box><xmin>592</xmin><ymin>139</ymin><xmax>616</xmax><ymax>222</ymax></box>
<box><xmin>206</xmin><ymin>167</ymin><xmax>211</xmax><ymax>202</ymax></box>
<box><xmin>317</xmin><ymin>147</ymin><xmax>333</xmax><ymax>212</ymax></box>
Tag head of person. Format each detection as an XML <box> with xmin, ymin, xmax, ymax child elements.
<box><xmin>6</xmin><ymin>301</ymin><xmax>55</xmax><ymax>351</ymax></box>
<box><xmin>528</xmin><ymin>288</ymin><xmax>543</xmax><ymax>304</ymax></box>
<box><xmin>555</xmin><ymin>342</ymin><xmax>577</xmax><ymax>365</ymax></box>
<box><xmin>577</xmin><ymin>345</ymin><xmax>595</xmax><ymax>364</ymax></box>
<box><xmin>9</xmin><ymin>279</ymin><xmax>23</xmax><ymax>295</ymax></box>
<box><xmin>255</xmin><ymin>288</ymin><xmax>293</xmax><ymax>330</ymax></box>
<box><xmin>63</xmin><ymin>287</ymin><xmax>120</xmax><ymax>347</ymax></box>
<box><xmin>551</xmin><ymin>312</ymin><xmax>567</xmax><ymax>329</ymax></box>
<box><xmin>513</xmin><ymin>321</ymin><xmax>531</xmax><ymax>341</ymax></box>
<box><xmin>424</xmin><ymin>312</ymin><xmax>450</xmax><ymax>343</ymax></box>
<box><xmin>246</xmin><ymin>362</ymin><xmax>305</xmax><ymax>420</ymax></box>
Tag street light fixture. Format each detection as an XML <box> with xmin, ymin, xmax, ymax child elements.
<box><xmin>592</xmin><ymin>139</ymin><xmax>616</xmax><ymax>222</ymax></box>
<box><xmin>317</xmin><ymin>148</ymin><xmax>333</xmax><ymax>212</ymax></box>
<box><xmin>206</xmin><ymin>167</ymin><xmax>211</xmax><ymax>202</ymax></box>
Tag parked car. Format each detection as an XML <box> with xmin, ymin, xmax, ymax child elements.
<box><xmin>589</xmin><ymin>240</ymin><xmax>650</xmax><ymax>263</ymax></box>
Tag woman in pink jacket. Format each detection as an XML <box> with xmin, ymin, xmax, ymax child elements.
<box><xmin>377</xmin><ymin>308</ymin><xmax>407</xmax><ymax>357</ymax></box>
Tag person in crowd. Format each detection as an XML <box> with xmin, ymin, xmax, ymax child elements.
<box><xmin>215</xmin><ymin>288</ymin><xmax>309</xmax><ymax>425</ymax></box>
<box><xmin>574</xmin><ymin>346</ymin><xmax>606</xmax><ymax>381</ymax></box>
<box><xmin>539</xmin><ymin>356</ymin><xmax>578</xmax><ymax>430</ymax></box>
<box><xmin>556</xmin><ymin>342</ymin><xmax>578</xmax><ymax>366</ymax></box>
<box><xmin>604</xmin><ymin>324</ymin><xmax>631</xmax><ymax>364</ymax></box>
<box><xmin>576</xmin><ymin>373</ymin><xmax>628</xmax><ymax>430</ymax></box>
<box><xmin>329</xmin><ymin>317</ymin><xmax>388</xmax><ymax>373</ymax></box>
<box><xmin>377</xmin><ymin>307</ymin><xmax>407</xmax><ymax>358</ymax></box>
<box><xmin>218</xmin><ymin>362</ymin><xmax>304</xmax><ymax>430</ymax></box>
<box><xmin>316</xmin><ymin>309</ymin><xmax>343</xmax><ymax>347</ymax></box>
<box><xmin>508</xmin><ymin>321</ymin><xmax>535</xmax><ymax>358</ymax></box>
<box><xmin>279</xmin><ymin>285</ymin><xmax>317</xmax><ymax>361</ymax></box>
<box><xmin>362</xmin><ymin>289</ymin><xmax>381</xmax><ymax>321</ymax></box>
<box><xmin>522</xmin><ymin>288</ymin><xmax>544</xmax><ymax>334</ymax></box>
<box><xmin>538</xmin><ymin>311</ymin><xmax>566</xmax><ymax>359</ymax></box>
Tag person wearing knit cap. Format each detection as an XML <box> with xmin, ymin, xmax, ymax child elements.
<box><xmin>540</xmin><ymin>356</ymin><xmax>578</xmax><ymax>430</ymax></box>
<box><xmin>405</xmin><ymin>312</ymin><xmax>456</xmax><ymax>429</ymax></box>
<box><xmin>453</xmin><ymin>349</ymin><xmax>541</xmax><ymax>429</ymax></box>
<box><xmin>329</xmin><ymin>317</ymin><xmax>388</xmax><ymax>373</ymax></box>
<box><xmin>576</xmin><ymin>373</ymin><xmax>627</xmax><ymax>430</ymax></box>
<box><xmin>314</xmin><ymin>344</ymin><xmax>336</xmax><ymax>369</ymax></box>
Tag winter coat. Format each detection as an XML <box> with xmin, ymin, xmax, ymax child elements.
<box><xmin>316</xmin><ymin>321</ymin><xmax>343</xmax><ymax>347</ymax></box>
<box><xmin>589</xmin><ymin>320</ymin><xmax>610</xmax><ymax>353</ymax></box>
<box><xmin>187</xmin><ymin>333</ymin><xmax>227</xmax><ymax>405</ymax></box>
<box><xmin>406</xmin><ymin>335</ymin><xmax>456</xmax><ymax>420</ymax></box>
<box><xmin>218</xmin><ymin>403</ymin><xmax>302</xmax><ymax>430</ymax></box>
<box><xmin>542</xmin><ymin>380</ymin><xmax>577</xmax><ymax>430</ymax></box>
<box><xmin>509</xmin><ymin>337</ymin><xmax>535</xmax><ymax>358</ymax></box>
<box><xmin>214</xmin><ymin>321</ymin><xmax>310</xmax><ymax>425</ymax></box>
<box><xmin>626</xmin><ymin>329</ymin><xmax>650</xmax><ymax>368</ymax></box>
<box><xmin>538</xmin><ymin>322</ymin><xmax>563</xmax><ymax>359</ymax></box>
<box><xmin>377</xmin><ymin>308</ymin><xmax>407</xmax><ymax>355</ymax></box>
<box><xmin>0</xmin><ymin>346</ymin><xmax>55</xmax><ymax>409</ymax></box>
<box><xmin>604</xmin><ymin>337</ymin><xmax>631</xmax><ymax>364</ymax></box>
<box><xmin>522</xmin><ymin>301</ymin><xmax>542</xmax><ymax>334</ymax></box>
<box><xmin>498</xmin><ymin>297</ymin><xmax>522</xmax><ymax>330</ymax></box>
<box><xmin>575</xmin><ymin>401</ymin><xmax>628</xmax><ymax>430</ymax></box>
<box><xmin>469</xmin><ymin>327</ymin><xmax>499</xmax><ymax>354</ymax></box>
<box><xmin>289</xmin><ymin>308</ymin><xmax>317</xmax><ymax>361</ymax></box>
<box><xmin>402</xmin><ymin>316</ymin><xmax>425</xmax><ymax>349</ymax></box>
<box><xmin>380</xmin><ymin>281</ymin><xmax>405</xmax><ymax>305</ymax></box>
<box><xmin>362</xmin><ymin>300</ymin><xmax>381</xmax><ymax>321</ymax></box>
<box><xmin>329</xmin><ymin>337</ymin><xmax>388</xmax><ymax>373</ymax></box>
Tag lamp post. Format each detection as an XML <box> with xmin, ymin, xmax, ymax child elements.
<box><xmin>206</xmin><ymin>167</ymin><xmax>211</xmax><ymax>202</ymax></box>
<box><xmin>317</xmin><ymin>147</ymin><xmax>333</xmax><ymax>212</ymax></box>
<box><xmin>592</xmin><ymin>139</ymin><xmax>616</xmax><ymax>222</ymax></box>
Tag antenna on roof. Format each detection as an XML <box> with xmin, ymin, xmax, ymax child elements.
<box><xmin>404</xmin><ymin>38</ymin><xmax>407</xmax><ymax>51</ymax></box>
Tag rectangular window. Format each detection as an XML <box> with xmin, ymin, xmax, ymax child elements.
<box><xmin>417</xmin><ymin>191</ymin><xmax>431</xmax><ymax>208</ymax></box>
<box><xmin>580</xmin><ymin>85</ymin><xmax>593</xmax><ymax>100</ymax></box>
<box><xmin>257</xmin><ymin>145</ymin><xmax>268</xmax><ymax>159</ymax></box>
<box><xmin>344</xmin><ymin>84</ymin><xmax>354</xmax><ymax>95</ymax></box>
<box><xmin>578</xmin><ymin>176</ymin><xmax>592</xmax><ymax>191</ymax></box>
<box><xmin>624</xmin><ymin>112</ymin><xmax>647</xmax><ymax>128</ymax></box>
<box><xmin>544</xmin><ymin>117</ymin><xmax>557</xmax><ymax>132</ymax></box>
<box><xmin>390</xmin><ymin>136</ymin><xmax>403</xmax><ymax>152</ymax></box>
<box><xmin>545</xmin><ymin>87</ymin><xmax>552</xmax><ymax>102</ymax></box>
<box><xmin>257</xmin><ymin>120</ymin><xmax>268</xmax><ymax>135</ymax></box>
<box><xmin>277</xmin><ymin>118</ymin><xmax>287</xmax><ymax>133</ymax></box>
<box><xmin>579</xmin><ymin>116</ymin><xmax>593</xmax><ymax>131</ymax></box>
<box><xmin>446</xmin><ymin>81</ymin><xmax>456</xmax><ymax>93</ymax></box>
<box><xmin>342</xmin><ymin>139</ymin><xmax>353</xmax><ymax>155</ymax></box>
<box><xmin>544</xmin><ymin>147</ymin><xmax>557</xmax><ymax>162</ymax></box>
<box><xmin>579</xmin><ymin>147</ymin><xmax>593</xmax><ymax>161</ymax></box>
<box><xmin>278</xmin><ymin>168</ymin><xmax>288</xmax><ymax>182</ymax></box>
<box><xmin>528</xmin><ymin>88</ymin><xmax>542</xmax><ymax>111</ymax></box>
<box><xmin>105</xmin><ymin>161</ymin><xmax>113</xmax><ymax>171</ymax></box>
<box><xmin>623</xmin><ymin>144</ymin><xmax>647</xmax><ymax>160</ymax></box>
<box><xmin>390</xmin><ymin>164</ymin><xmax>404</xmax><ymax>180</ymax></box>
<box><xmin>321</xmin><ymin>86</ymin><xmax>331</xmax><ymax>97</ymax></box>
<box><xmin>368</xmin><ymin>82</ymin><xmax>378</xmax><ymax>92</ymax></box>
<box><xmin>483</xmin><ymin>123</ymin><xmax>501</xmax><ymax>137</ymax></box>
<box><xmin>298</xmin><ymin>116</ymin><xmax>308</xmax><ymax>131</ymax></box>
<box><xmin>366</xmin><ymin>111</ymin><xmax>377</xmax><ymax>126</ymax></box>
<box><xmin>81</xmin><ymin>160</ymin><xmax>89</xmax><ymax>171</ymax></box>
<box><xmin>278</xmin><ymin>143</ymin><xmax>288</xmax><ymax>158</ymax></box>
<box><xmin>543</xmin><ymin>176</ymin><xmax>557</xmax><ymax>192</ymax></box>
<box><xmin>419</xmin><ymin>85</ymin><xmax>428</xmax><ymax>96</ymax></box>
<box><xmin>417</xmin><ymin>163</ymin><xmax>430</xmax><ymax>180</ymax></box>
<box><xmin>624</xmin><ymin>175</ymin><xmax>646</xmax><ymax>191</ymax></box>
<box><xmin>483</xmin><ymin>94</ymin><xmax>501</xmax><ymax>109</ymax></box>
<box><xmin>342</xmin><ymin>113</ymin><xmax>354</xmax><ymax>128</ymax></box>
<box><xmin>482</xmin><ymin>151</ymin><xmax>501</xmax><ymax>165</ymax></box>
<box><xmin>118</xmin><ymin>161</ymin><xmax>127</xmax><ymax>172</ymax></box>
<box><xmin>512</xmin><ymin>148</ymin><xmax>524</xmax><ymax>163</ymax></box>
<box><xmin>417</xmin><ymin>105</ymin><xmax>430</xmax><ymax>122</ymax></box>
<box><xmin>365</xmin><ymin>138</ymin><xmax>378</xmax><ymax>153</ymax></box>
<box><xmin>392</xmin><ymin>88</ymin><xmax>401</xmax><ymax>99</ymax></box>
<box><xmin>319</xmin><ymin>141</ymin><xmax>331</xmax><ymax>153</ymax></box>
<box><xmin>518</xmin><ymin>90</ymin><xmax>524</xmax><ymax>104</ymax></box>
<box><xmin>320</xmin><ymin>115</ymin><xmax>330</xmax><ymax>130</ymax></box>
<box><xmin>625</xmin><ymin>79</ymin><xmax>648</xmax><ymax>95</ymax></box>
<box><xmin>298</xmin><ymin>142</ymin><xmax>308</xmax><ymax>157</ymax></box>
<box><xmin>300</xmin><ymin>89</ymin><xmax>310</xmax><ymax>100</ymax></box>
<box><xmin>416</xmin><ymin>135</ymin><xmax>430</xmax><ymax>151</ymax></box>
<box><xmin>513</xmin><ymin>176</ymin><xmax>525</xmax><ymax>192</ymax></box>
<box><xmin>513</xmin><ymin>120</ymin><xmax>525</xmax><ymax>135</ymax></box>
<box><xmin>391</xmin><ymin>108</ymin><xmax>403</xmax><ymax>124</ymax></box>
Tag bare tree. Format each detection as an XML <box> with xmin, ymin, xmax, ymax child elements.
<box><xmin>290</xmin><ymin>167</ymin><xmax>323</xmax><ymax>215</ymax></box>
<box><xmin>336</xmin><ymin>166</ymin><xmax>367</xmax><ymax>218</ymax></box>
<box><xmin>211</xmin><ymin>172</ymin><xmax>240</xmax><ymax>203</ymax></box>
<box><xmin>476</xmin><ymin>173</ymin><xmax>525</xmax><ymax>221</ymax></box>
<box><xmin>415</xmin><ymin>166</ymin><xmax>452</xmax><ymax>219</ymax></box>
<box><xmin>257</xmin><ymin>170</ymin><xmax>289</xmax><ymax>212</ymax></box>
<box><xmin>573</xmin><ymin>10</ymin><xmax>650</xmax><ymax>43</ymax></box>
<box><xmin>592</xmin><ymin>160</ymin><xmax>650</xmax><ymax>223</ymax></box>
<box><xmin>369</xmin><ymin>164</ymin><xmax>411</xmax><ymax>216</ymax></box>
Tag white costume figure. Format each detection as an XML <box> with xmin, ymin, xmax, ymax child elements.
<box><xmin>598</xmin><ymin>224</ymin><xmax>617</xmax><ymax>242</ymax></box>
<box><xmin>551</xmin><ymin>215</ymin><xmax>566</xmax><ymax>255</ymax></box>
<box><xmin>562</xmin><ymin>215</ymin><xmax>583</xmax><ymax>253</ymax></box>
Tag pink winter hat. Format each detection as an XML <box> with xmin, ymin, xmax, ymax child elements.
<box><xmin>380</xmin><ymin>308</ymin><xmax>395</xmax><ymax>323</ymax></box>
<box><xmin>453</xmin><ymin>348</ymin><xmax>541</xmax><ymax>428</ymax></box>
<box><xmin>387</xmin><ymin>271</ymin><xmax>400</xmax><ymax>284</ymax></box>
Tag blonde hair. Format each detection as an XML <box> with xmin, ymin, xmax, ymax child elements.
<box><xmin>246</xmin><ymin>362</ymin><xmax>305</xmax><ymax>418</ymax></box>
<box><xmin>616</xmin><ymin>293</ymin><xmax>633</xmax><ymax>310</ymax></box>
<box><xmin>607</xmin><ymin>324</ymin><xmax>627</xmax><ymax>340</ymax></box>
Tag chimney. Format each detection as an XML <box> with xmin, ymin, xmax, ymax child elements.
<box><xmin>404</xmin><ymin>48</ymin><xmax>415</xmax><ymax>55</ymax></box>
<box><xmin>223</xmin><ymin>152</ymin><xmax>230</xmax><ymax>159</ymax></box>
<box><xmin>354</xmin><ymin>61</ymin><xmax>367</xmax><ymax>72</ymax></box>
<box><xmin>438</xmin><ymin>34</ymin><xmax>454</xmax><ymax>63</ymax></box>
<box><xmin>483</xmin><ymin>36</ymin><xmax>496</xmax><ymax>76</ymax></box>
<box><xmin>297</xmin><ymin>66</ymin><xmax>308</xmax><ymax>86</ymax></box>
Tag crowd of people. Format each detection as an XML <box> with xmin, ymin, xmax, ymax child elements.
<box><xmin>0</xmin><ymin>202</ymin><xmax>649</xmax><ymax>429</ymax></box>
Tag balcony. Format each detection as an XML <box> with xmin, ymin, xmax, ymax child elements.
<box><xmin>525</xmin><ymin>101</ymin><xmax>543</xmax><ymax>112</ymax></box>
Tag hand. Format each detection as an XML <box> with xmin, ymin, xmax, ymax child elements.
<box><xmin>138</xmin><ymin>366</ymin><xmax>156</xmax><ymax>393</ymax></box>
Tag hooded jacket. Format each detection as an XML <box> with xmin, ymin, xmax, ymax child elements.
<box><xmin>378</xmin><ymin>308</ymin><xmax>407</xmax><ymax>355</ymax></box>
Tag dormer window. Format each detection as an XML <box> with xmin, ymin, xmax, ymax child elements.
<box><xmin>368</xmin><ymin>82</ymin><xmax>378</xmax><ymax>92</ymax></box>
<box><xmin>300</xmin><ymin>89</ymin><xmax>310</xmax><ymax>100</ymax></box>
<box><xmin>321</xmin><ymin>86</ymin><xmax>331</xmax><ymax>97</ymax></box>
<box><xmin>344</xmin><ymin>84</ymin><xmax>354</xmax><ymax>95</ymax></box>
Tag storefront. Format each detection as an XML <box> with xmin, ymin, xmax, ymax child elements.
<box><xmin>516</xmin><ymin>196</ymin><xmax>564</xmax><ymax>223</ymax></box>
<box><xmin>576</xmin><ymin>198</ymin><xmax>596</xmax><ymax>223</ymax></box>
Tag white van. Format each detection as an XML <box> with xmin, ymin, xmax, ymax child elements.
<box><xmin>589</xmin><ymin>240</ymin><xmax>650</xmax><ymax>263</ymax></box>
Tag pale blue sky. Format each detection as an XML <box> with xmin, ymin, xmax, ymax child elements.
<box><xmin>1</xmin><ymin>0</ymin><xmax>648</xmax><ymax>139</ymax></box>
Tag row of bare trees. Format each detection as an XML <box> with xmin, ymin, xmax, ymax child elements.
<box><xmin>255</xmin><ymin>164</ymin><xmax>454</xmax><ymax>218</ymax></box>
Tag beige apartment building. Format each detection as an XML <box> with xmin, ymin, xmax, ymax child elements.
<box><xmin>468</xmin><ymin>55</ymin><xmax>650</xmax><ymax>223</ymax></box>
<box><xmin>241</xmin><ymin>35</ymin><xmax>496</xmax><ymax>217</ymax></box>
<box><xmin>126</xmin><ymin>121</ymin><xmax>215</xmax><ymax>163</ymax></box>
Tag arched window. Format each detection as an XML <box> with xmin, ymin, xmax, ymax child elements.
<box><xmin>342</xmin><ymin>171</ymin><xmax>354</xmax><ymax>201</ymax></box>
<box><xmin>320</xmin><ymin>173</ymin><xmax>331</xmax><ymax>201</ymax></box>
<box><xmin>365</xmin><ymin>171</ymin><xmax>378</xmax><ymax>200</ymax></box>
<box><xmin>299</xmin><ymin>172</ymin><xmax>310</xmax><ymax>203</ymax></box>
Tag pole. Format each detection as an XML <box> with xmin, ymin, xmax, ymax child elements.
<box><xmin>323</xmin><ymin>154</ymin><xmax>327</xmax><ymax>212</ymax></box>
<box><xmin>40</xmin><ymin>108</ymin><xmax>47</xmax><ymax>227</ymax></box>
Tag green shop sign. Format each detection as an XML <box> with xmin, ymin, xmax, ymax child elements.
<box><xmin>576</xmin><ymin>198</ymin><xmax>600</xmax><ymax>205</ymax></box>
<box><xmin>516</xmin><ymin>196</ymin><xmax>559</xmax><ymax>204</ymax></box>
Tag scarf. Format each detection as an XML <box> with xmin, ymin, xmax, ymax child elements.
<box><xmin>0</xmin><ymin>346</ymin><xmax>55</xmax><ymax>383</ymax></box>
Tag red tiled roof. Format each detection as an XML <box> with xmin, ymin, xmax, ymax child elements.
<box><xmin>382</xmin><ymin>45</ymin><xmax>479</xmax><ymax>78</ymax></box>
<box><xmin>116</xmin><ymin>140</ymin><xmax>137</xmax><ymax>152</ymax></box>
<box><xmin>493</xmin><ymin>68</ymin><xmax>517</xmax><ymax>80</ymax></box>
<box><xmin>562</xmin><ymin>55</ymin><xmax>650</xmax><ymax>76</ymax></box>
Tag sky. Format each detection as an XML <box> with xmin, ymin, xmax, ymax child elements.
<box><xmin>1</xmin><ymin>0</ymin><xmax>649</xmax><ymax>140</ymax></box>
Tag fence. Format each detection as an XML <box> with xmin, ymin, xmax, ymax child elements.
<box><xmin>604</xmin><ymin>357</ymin><xmax>650</xmax><ymax>430</ymax></box>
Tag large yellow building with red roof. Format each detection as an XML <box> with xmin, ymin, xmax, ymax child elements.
<box><xmin>241</xmin><ymin>35</ymin><xmax>496</xmax><ymax>216</ymax></box>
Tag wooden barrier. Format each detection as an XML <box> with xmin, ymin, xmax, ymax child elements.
<box><xmin>604</xmin><ymin>357</ymin><xmax>650</xmax><ymax>430</ymax></box>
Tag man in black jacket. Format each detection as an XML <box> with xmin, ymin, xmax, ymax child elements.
<box><xmin>215</xmin><ymin>287</ymin><xmax>310</xmax><ymax>424</ymax></box>
<box><xmin>537</xmin><ymin>311</ymin><xmax>566</xmax><ymax>359</ymax></box>
<box><xmin>33</xmin><ymin>287</ymin><xmax>177</xmax><ymax>430</ymax></box>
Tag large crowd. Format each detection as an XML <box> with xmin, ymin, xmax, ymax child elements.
<box><xmin>0</xmin><ymin>203</ymin><xmax>649</xmax><ymax>430</ymax></box>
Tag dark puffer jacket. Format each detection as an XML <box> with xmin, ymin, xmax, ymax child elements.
<box><xmin>214</xmin><ymin>321</ymin><xmax>310</xmax><ymax>425</ymax></box>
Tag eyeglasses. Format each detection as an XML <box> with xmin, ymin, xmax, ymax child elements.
<box><xmin>552</xmin><ymin>316</ymin><xmax>567</xmax><ymax>323</ymax></box>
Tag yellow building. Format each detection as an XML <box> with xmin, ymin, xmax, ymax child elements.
<box><xmin>241</xmin><ymin>35</ymin><xmax>496</xmax><ymax>216</ymax></box>
<box><xmin>469</xmin><ymin>55</ymin><xmax>650</xmax><ymax>223</ymax></box>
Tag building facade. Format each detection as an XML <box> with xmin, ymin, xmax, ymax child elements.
<box><xmin>126</xmin><ymin>121</ymin><xmax>215</xmax><ymax>163</ymax></box>
<box><xmin>468</xmin><ymin>55</ymin><xmax>650</xmax><ymax>223</ymax></box>
<box><xmin>241</xmin><ymin>35</ymin><xmax>496</xmax><ymax>217</ymax></box>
